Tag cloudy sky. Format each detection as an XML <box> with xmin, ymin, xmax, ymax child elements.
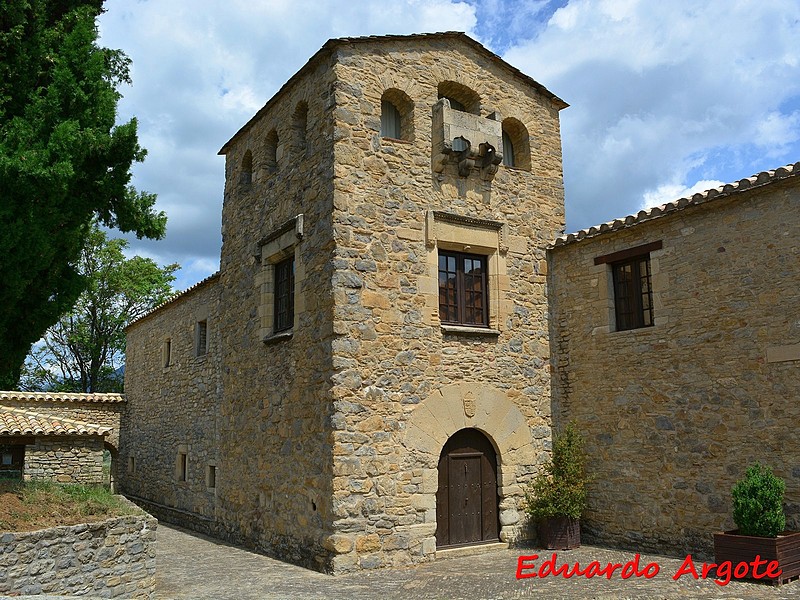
<box><xmin>98</xmin><ymin>0</ymin><xmax>800</xmax><ymax>292</ymax></box>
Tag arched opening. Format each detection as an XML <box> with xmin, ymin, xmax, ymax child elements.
<box><xmin>437</xmin><ymin>81</ymin><xmax>480</xmax><ymax>115</ymax></box>
<box><xmin>380</xmin><ymin>88</ymin><xmax>414</xmax><ymax>141</ymax></box>
<box><xmin>435</xmin><ymin>428</ymin><xmax>499</xmax><ymax>548</ymax></box>
<box><xmin>292</xmin><ymin>101</ymin><xmax>308</xmax><ymax>155</ymax></box>
<box><xmin>240</xmin><ymin>150</ymin><xmax>253</xmax><ymax>184</ymax></box>
<box><xmin>501</xmin><ymin>117</ymin><xmax>531</xmax><ymax>171</ymax></box>
<box><xmin>265</xmin><ymin>129</ymin><xmax>279</xmax><ymax>174</ymax></box>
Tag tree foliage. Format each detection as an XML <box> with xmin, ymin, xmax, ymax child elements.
<box><xmin>0</xmin><ymin>0</ymin><xmax>167</xmax><ymax>388</ymax></box>
<box><xmin>524</xmin><ymin>422</ymin><xmax>590</xmax><ymax>520</ymax></box>
<box><xmin>20</xmin><ymin>225</ymin><xmax>178</xmax><ymax>393</ymax></box>
<box><xmin>732</xmin><ymin>463</ymin><xmax>786</xmax><ymax>537</ymax></box>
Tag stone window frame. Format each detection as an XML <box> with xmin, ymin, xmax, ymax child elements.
<box><xmin>265</xmin><ymin>129</ymin><xmax>280</xmax><ymax>175</ymax></box>
<box><xmin>206</xmin><ymin>462</ymin><xmax>217</xmax><ymax>490</ymax></box>
<box><xmin>438</xmin><ymin>250</ymin><xmax>489</xmax><ymax>328</ymax></box>
<box><xmin>501</xmin><ymin>117</ymin><xmax>531</xmax><ymax>171</ymax></box>
<box><xmin>256</xmin><ymin>215</ymin><xmax>305</xmax><ymax>343</ymax></box>
<box><xmin>273</xmin><ymin>255</ymin><xmax>295</xmax><ymax>333</ymax></box>
<box><xmin>594</xmin><ymin>241</ymin><xmax>664</xmax><ymax>333</ymax></box>
<box><xmin>194</xmin><ymin>320</ymin><xmax>208</xmax><ymax>357</ymax></box>
<box><xmin>380</xmin><ymin>88</ymin><xmax>414</xmax><ymax>142</ymax></box>
<box><xmin>240</xmin><ymin>149</ymin><xmax>253</xmax><ymax>185</ymax></box>
<box><xmin>175</xmin><ymin>445</ymin><xmax>188</xmax><ymax>483</ymax></box>
<box><xmin>423</xmin><ymin>210</ymin><xmax>508</xmax><ymax>336</ymax></box>
<box><xmin>437</xmin><ymin>81</ymin><xmax>481</xmax><ymax>115</ymax></box>
<box><xmin>292</xmin><ymin>101</ymin><xmax>309</xmax><ymax>158</ymax></box>
<box><xmin>162</xmin><ymin>338</ymin><xmax>172</xmax><ymax>369</ymax></box>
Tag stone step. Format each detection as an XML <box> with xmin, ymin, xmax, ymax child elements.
<box><xmin>435</xmin><ymin>541</ymin><xmax>509</xmax><ymax>560</ymax></box>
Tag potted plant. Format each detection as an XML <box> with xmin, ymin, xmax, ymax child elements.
<box><xmin>524</xmin><ymin>422</ymin><xmax>589</xmax><ymax>550</ymax></box>
<box><xmin>714</xmin><ymin>463</ymin><xmax>800</xmax><ymax>585</ymax></box>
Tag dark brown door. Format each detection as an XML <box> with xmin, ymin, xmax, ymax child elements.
<box><xmin>436</xmin><ymin>428</ymin><xmax>499</xmax><ymax>548</ymax></box>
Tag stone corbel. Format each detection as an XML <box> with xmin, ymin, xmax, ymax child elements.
<box><xmin>479</xmin><ymin>142</ymin><xmax>502</xmax><ymax>181</ymax></box>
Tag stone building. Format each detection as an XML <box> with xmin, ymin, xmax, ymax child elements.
<box><xmin>120</xmin><ymin>32</ymin><xmax>567</xmax><ymax>571</ymax></box>
<box><xmin>548</xmin><ymin>162</ymin><xmax>800</xmax><ymax>556</ymax></box>
<box><xmin>0</xmin><ymin>391</ymin><xmax>124</xmax><ymax>485</ymax></box>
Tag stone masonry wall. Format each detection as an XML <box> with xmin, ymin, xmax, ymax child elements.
<box><xmin>214</xmin><ymin>53</ymin><xmax>339</xmax><ymax>571</ymax></box>
<box><xmin>121</xmin><ymin>276</ymin><xmax>221</xmax><ymax>522</ymax></box>
<box><xmin>548</xmin><ymin>178</ymin><xmax>800</xmax><ymax>557</ymax></box>
<box><xmin>326</xmin><ymin>39</ymin><xmax>565</xmax><ymax>571</ymax></box>
<box><xmin>0</xmin><ymin>507</ymin><xmax>157</xmax><ymax>598</ymax></box>
<box><xmin>25</xmin><ymin>436</ymin><xmax>105</xmax><ymax>484</ymax></box>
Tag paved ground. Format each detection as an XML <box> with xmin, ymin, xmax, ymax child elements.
<box><xmin>155</xmin><ymin>524</ymin><xmax>798</xmax><ymax>599</ymax></box>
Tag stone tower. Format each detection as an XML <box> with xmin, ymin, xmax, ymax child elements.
<box><xmin>121</xmin><ymin>32</ymin><xmax>567</xmax><ymax>573</ymax></box>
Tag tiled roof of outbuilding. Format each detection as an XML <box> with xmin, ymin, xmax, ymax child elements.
<box><xmin>0</xmin><ymin>391</ymin><xmax>125</xmax><ymax>404</ymax></box>
<box><xmin>0</xmin><ymin>406</ymin><xmax>111</xmax><ymax>437</ymax></box>
<box><xmin>551</xmin><ymin>161</ymin><xmax>800</xmax><ymax>248</ymax></box>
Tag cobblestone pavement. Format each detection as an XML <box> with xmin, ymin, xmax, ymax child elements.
<box><xmin>156</xmin><ymin>524</ymin><xmax>797</xmax><ymax>599</ymax></box>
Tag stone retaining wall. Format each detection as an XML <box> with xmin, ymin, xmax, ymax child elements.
<box><xmin>0</xmin><ymin>502</ymin><xmax>157</xmax><ymax>598</ymax></box>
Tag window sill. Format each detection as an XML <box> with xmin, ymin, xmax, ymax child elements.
<box><xmin>380</xmin><ymin>136</ymin><xmax>412</xmax><ymax>145</ymax></box>
<box><xmin>263</xmin><ymin>330</ymin><xmax>293</xmax><ymax>345</ymax></box>
<box><xmin>441</xmin><ymin>324</ymin><xmax>500</xmax><ymax>337</ymax></box>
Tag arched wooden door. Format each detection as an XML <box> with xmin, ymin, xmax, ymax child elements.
<box><xmin>435</xmin><ymin>428</ymin><xmax>499</xmax><ymax>548</ymax></box>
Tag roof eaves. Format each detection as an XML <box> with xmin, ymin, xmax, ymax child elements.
<box><xmin>126</xmin><ymin>271</ymin><xmax>220</xmax><ymax>330</ymax></box>
<box><xmin>550</xmin><ymin>161</ymin><xmax>800</xmax><ymax>249</ymax></box>
<box><xmin>0</xmin><ymin>391</ymin><xmax>125</xmax><ymax>404</ymax></box>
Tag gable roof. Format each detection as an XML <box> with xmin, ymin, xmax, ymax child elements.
<box><xmin>219</xmin><ymin>32</ymin><xmax>568</xmax><ymax>155</ymax></box>
<box><xmin>0</xmin><ymin>406</ymin><xmax>111</xmax><ymax>437</ymax></box>
<box><xmin>551</xmin><ymin>161</ymin><xmax>800</xmax><ymax>248</ymax></box>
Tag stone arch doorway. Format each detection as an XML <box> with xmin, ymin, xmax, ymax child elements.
<box><xmin>435</xmin><ymin>428</ymin><xmax>499</xmax><ymax>548</ymax></box>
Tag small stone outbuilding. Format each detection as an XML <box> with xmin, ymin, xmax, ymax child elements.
<box><xmin>0</xmin><ymin>391</ymin><xmax>124</xmax><ymax>485</ymax></box>
<box><xmin>121</xmin><ymin>32</ymin><xmax>566</xmax><ymax>572</ymax></box>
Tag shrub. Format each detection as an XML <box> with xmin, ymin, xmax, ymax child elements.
<box><xmin>731</xmin><ymin>463</ymin><xmax>786</xmax><ymax>537</ymax></box>
<box><xmin>524</xmin><ymin>422</ymin><xmax>589</xmax><ymax>520</ymax></box>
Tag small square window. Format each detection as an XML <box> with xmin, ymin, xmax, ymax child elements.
<box><xmin>274</xmin><ymin>257</ymin><xmax>295</xmax><ymax>333</ymax></box>
<box><xmin>438</xmin><ymin>251</ymin><xmax>488</xmax><ymax>327</ymax></box>
<box><xmin>612</xmin><ymin>255</ymin><xmax>654</xmax><ymax>331</ymax></box>
<box><xmin>195</xmin><ymin>320</ymin><xmax>208</xmax><ymax>356</ymax></box>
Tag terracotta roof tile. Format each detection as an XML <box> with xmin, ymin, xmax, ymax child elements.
<box><xmin>0</xmin><ymin>391</ymin><xmax>125</xmax><ymax>404</ymax></box>
<box><xmin>551</xmin><ymin>161</ymin><xmax>800</xmax><ymax>248</ymax></box>
<box><xmin>0</xmin><ymin>406</ymin><xmax>111</xmax><ymax>437</ymax></box>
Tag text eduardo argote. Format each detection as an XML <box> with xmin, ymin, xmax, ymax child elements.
<box><xmin>516</xmin><ymin>552</ymin><xmax>782</xmax><ymax>586</ymax></box>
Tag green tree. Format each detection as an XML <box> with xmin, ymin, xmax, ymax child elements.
<box><xmin>20</xmin><ymin>225</ymin><xmax>178</xmax><ymax>393</ymax></box>
<box><xmin>0</xmin><ymin>0</ymin><xmax>166</xmax><ymax>388</ymax></box>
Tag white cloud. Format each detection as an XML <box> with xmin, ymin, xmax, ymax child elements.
<box><xmin>503</xmin><ymin>0</ymin><xmax>800</xmax><ymax>230</ymax></box>
<box><xmin>640</xmin><ymin>179</ymin><xmax>725</xmax><ymax>212</ymax></box>
<box><xmin>97</xmin><ymin>0</ymin><xmax>800</xmax><ymax>290</ymax></box>
<box><xmin>99</xmin><ymin>0</ymin><xmax>477</xmax><ymax>290</ymax></box>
